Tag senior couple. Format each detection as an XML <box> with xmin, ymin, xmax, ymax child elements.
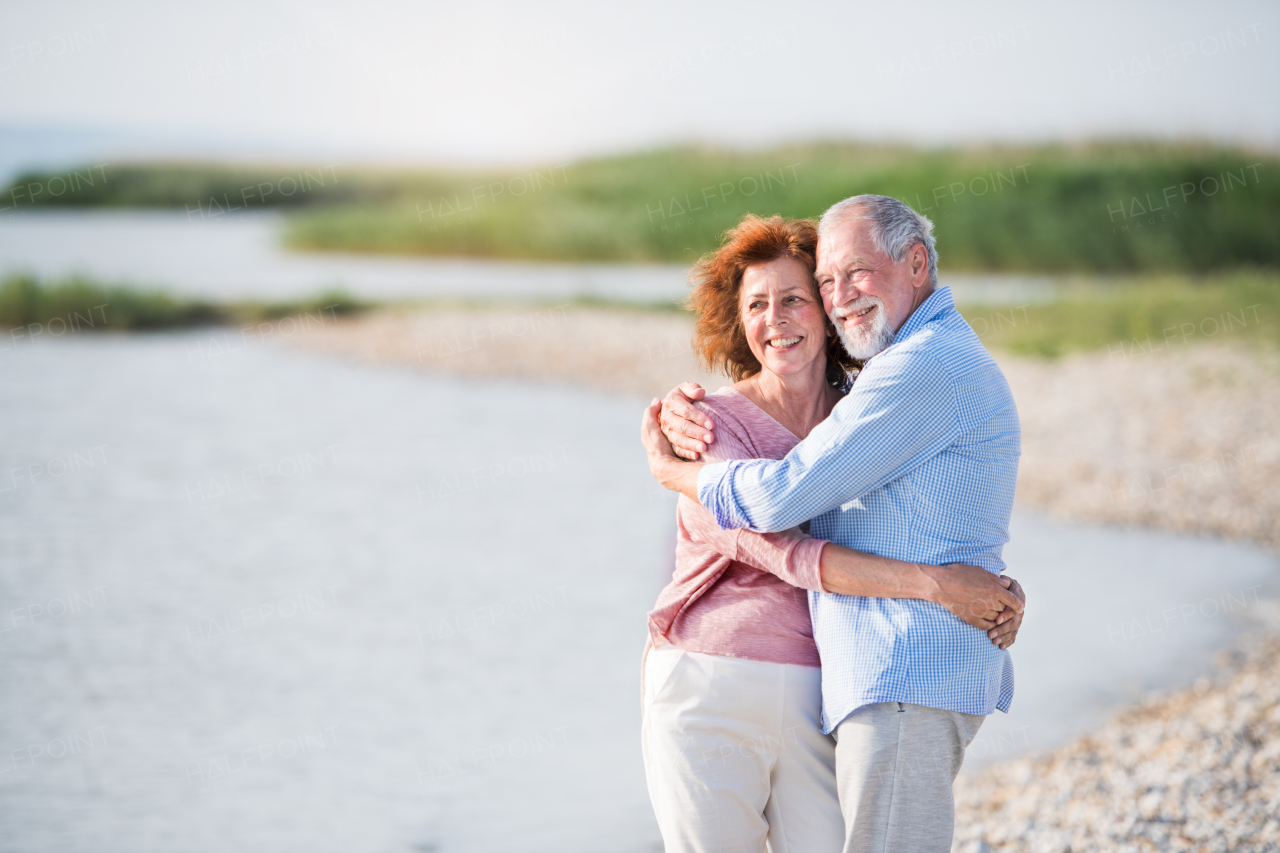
<box><xmin>638</xmin><ymin>194</ymin><xmax>1025</xmax><ymax>853</ymax></box>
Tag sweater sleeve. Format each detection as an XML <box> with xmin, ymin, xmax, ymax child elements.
<box><xmin>677</xmin><ymin>497</ymin><xmax>826</xmax><ymax>592</ymax></box>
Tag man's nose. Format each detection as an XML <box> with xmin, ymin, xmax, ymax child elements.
<box><xmin>831</xmin><ymin>277</ymin><xmax>861</xmax><ymax>309</ymax></box>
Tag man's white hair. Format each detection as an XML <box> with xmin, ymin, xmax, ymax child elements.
<box><xmin>818</xmin><ymin>194</ymin><xmax>939</xmax><ymax>288</ymax></box>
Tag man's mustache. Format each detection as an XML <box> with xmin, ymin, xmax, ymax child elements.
<box><xmin>832</xmin><ymin>296</ymin><xmax>882</xmax><ymax>322</ymax></box>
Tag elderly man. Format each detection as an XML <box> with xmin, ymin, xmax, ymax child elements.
<box><xmin>643</xmin><ymin>194</ymin><xmax>1021</xmax><ymax>852</ymax></box>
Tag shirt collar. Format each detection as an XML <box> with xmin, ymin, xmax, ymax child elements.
<box><xmin>892</xmin><ymin>286</ymin><xmax>954</xmax><ymax>345</ymax></box>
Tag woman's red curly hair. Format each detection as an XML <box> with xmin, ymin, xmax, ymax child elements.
<box><xmin>688</xmin><ymin>214</ymin><xmax>859</xmax><ymax>384</ymax></box>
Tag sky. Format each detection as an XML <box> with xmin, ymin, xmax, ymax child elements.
<box><xmin>0</xmin><ymin>0</ymin><xmax>1277</xmax><ymax>174</ymax></box>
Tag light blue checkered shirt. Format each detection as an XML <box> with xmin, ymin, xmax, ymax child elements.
<box><xmin>697</xmin><ymin>287</ymin><xmax>1020</xmax><ymax>732</ymax></box>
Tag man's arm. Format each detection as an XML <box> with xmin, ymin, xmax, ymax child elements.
<box><xmin>700</xmin><ymin>350</ymin><xmax>961</xmax><ymax>533</ymax></box>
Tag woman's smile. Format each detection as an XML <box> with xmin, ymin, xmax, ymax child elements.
<box><xmin>739</xmin><ymin>256</ymin><xmax>831</xmax><ymax>377</ymax></box>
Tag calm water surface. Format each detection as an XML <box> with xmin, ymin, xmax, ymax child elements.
<box><xmin>0</xmin><ymin>210</ymin><xmax>1058</xmax><ymax>305</ymax></box>
<box><xmin>1</xmin><ymin>336</ymin><xmax>671</xmax><ymax>852</ymax></box>
<box><xmin>0</xmin><ymin>210</ymin><xmax>689</xmax><ymax>303</ymax></box>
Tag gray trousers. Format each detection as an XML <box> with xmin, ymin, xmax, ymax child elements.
<box><xmin>834</xmin><ymin>702</ymin><xmax>985</xmax><ymax>853</ymax></box>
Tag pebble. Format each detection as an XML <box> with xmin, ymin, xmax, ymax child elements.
<box><xmin>953</xmin><ymin>634</ymin><xmax>1280</xmax><ymax>852</ymax></box>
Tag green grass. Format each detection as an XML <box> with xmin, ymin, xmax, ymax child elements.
<box><xmin>6</xmin><ymin>272</ymin><xmax>1273</xmax><ymax>363</ymax></box>
<box><xmin>959</xmin><ymin>270</ymin><xmax>1279</xmax><ymax>358</ymax></box>
<box><xmin>3</xmin><ymin>162</ymin><xmax>363</xmax><ymax>210</ymax></box>
<box><xmin>7</xmin><ymin>141</ymin><xmax>1278</xmax><ymax>272</ymax></box>
<box><xmin>0</xmin><ymin>275</ymin><xmax>370</xmax><ymax>332</ymax></box>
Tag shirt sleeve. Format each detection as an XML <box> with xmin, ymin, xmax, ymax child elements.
<box><xmin>697</xmin><ymin>347</ymin><xmax>963</xmax><ymax>533</ymax></box>
<box><xmin>678</xmin><ymin>396</ymin><xmax>827</xmax><ymax>591</ymax></box>
<box><xmin>677</xmin><ymin>496</ymin><xmax>827</xmax><ymax>592</ymax></box>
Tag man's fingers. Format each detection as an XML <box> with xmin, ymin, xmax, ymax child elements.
<box><xmin>659</xmin><ymin>410</ymin><xmax>711</xmax><ymax>455</ymax></box>
<box><xmin>662</xmin><ymin>414</ymin><xmax>711</xmax><ymax>446</ymax></box>
<box><xmin>662</xmin><ymin>425</ymin><xmax>706</xmax><ymax>456</ymax></box>
<box><xmin>661</xmin><ymin>387</ymin><xmax>714</xmax><ymax>433</ymax></box>
<box><xmin>662</xmin><ymin>391</ymin><xmax>713</xmax><ymax>432</ymax></box>
<box><xmin>678</xmin><ymin>381</ymin><xmax>707</xmax><ymax>401</ymax></box>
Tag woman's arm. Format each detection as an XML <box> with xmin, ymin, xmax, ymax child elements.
<box><xmin>678</xmin><ymin>493</ymin><xmax>825</xmax><ymax>592</ymax></box>
<box><xmin>820</xmin><ymin>544</ymin><xmax>1024</xmax><ymax>645</ymax></box>
<box><xmin>681</xmin><ymin>498</ymin><xmax>1023</xmax><ymax>646</ymax></box>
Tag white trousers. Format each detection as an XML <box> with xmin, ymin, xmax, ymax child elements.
<box><xmin>641</xmin><ymin>642</ymin><xmax>844</xmax><ymax>853</ymax></box>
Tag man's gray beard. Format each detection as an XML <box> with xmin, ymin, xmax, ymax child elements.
<box><xmin>832</xmin><ymin>301</ymin><xmax>895</xmax><ymax>361</ymax></box>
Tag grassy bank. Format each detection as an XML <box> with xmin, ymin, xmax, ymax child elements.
<box><xmin>965</xmin><ymin>270</ymin><xmax>1279</xmax><ymax>357</ymax></box>
<box><xmin>0</xmin><ymin>275</ymin><xmax>369</xmax><ymax>333</ymax></box>
<box><xmin>6</xmin><ymin>142</ymin><xmax>1278</xmax><ymax>272</ymax></box>
<box><xmin>3</xmin><ymin>272</ymin><xmax>1275</xmax><ymax>359</ymax></box>
<box><xmin>2</xmin><ymin>163</ymin><xmax>363</xmax><ymax>210</ymax></box>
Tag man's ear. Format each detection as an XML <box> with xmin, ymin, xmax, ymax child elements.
<box><xmin>909</xmin><ymin>243</ymin><xmax>929</xmax><ymax>288</ymax></box>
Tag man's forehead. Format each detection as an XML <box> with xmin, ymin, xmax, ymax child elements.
<box><xmin>817</xmin><ymin>245</ymin><xmax>878</xmax><ymax>272</ymax></box>
<box><xmin>818</xmin><ymin>223</ymin><xmax>876</xmax><ymax>260</ymax></box>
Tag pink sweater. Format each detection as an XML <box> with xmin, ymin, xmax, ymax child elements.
<box><xmin>647</xmin><ymin>387</ymin><xmax>828</xmax><ymax>668</ymax></box>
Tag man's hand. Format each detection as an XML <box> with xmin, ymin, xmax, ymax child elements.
<box><xmin>659</xmin><ymin>382</ymin><xmax>715</xmax><ymax>461</ymax></box>
<box><xmin>641</xmin><ymin>399</ymin><xmax>703</xmax><ymax>500</ymax></box>
<box><xmin>986</xmin><ymin>577</ymin><xmax>1024</xmax><ymax>650</ymax></box>
<box><xmin>920</xmin><ymin>563</ymin><xmax>1024</xmax><ymax>636</ymax></box>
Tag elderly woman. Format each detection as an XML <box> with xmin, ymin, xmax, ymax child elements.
<box><xmin>639</xmin><ymin>215</ymin><xmax>1021</xmax><ymax>853</ymax></box>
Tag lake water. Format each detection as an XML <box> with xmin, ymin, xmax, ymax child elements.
<box><xmin>2</xmin><ymin>333</ymin><xmax>1275</xmax><ymax>851</ymax></box>
<box><xmin>0</xmin><ymin>210</ymin><xmax>1058</xmax><ymax>305</ymax></box>
<box><xmin>1</xmin><ymin>335</ymin><xmax>670</xmax><ymax>852</ymax></box>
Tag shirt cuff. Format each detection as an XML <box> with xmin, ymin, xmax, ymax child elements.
<box><xmin>696</xmin><ymin>461</ymin><xmax>730</xmax><ymax>523</ymax></box>
<box><xmin>787</xmin><ymin>537</ymin><xmax>828</xmax><ymax>593</ymax></box>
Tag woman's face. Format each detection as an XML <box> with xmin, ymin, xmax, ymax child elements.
<box><xmin>739</xmin><ymin>256</ymin><xmax>830</xmax><ymax>380</ymax></box>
